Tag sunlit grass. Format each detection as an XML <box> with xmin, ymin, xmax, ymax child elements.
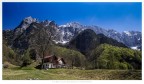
<box><xmin>3</xmin><ymin>68</ymin><xmax>141</xmax><ymax>80</ymax></box>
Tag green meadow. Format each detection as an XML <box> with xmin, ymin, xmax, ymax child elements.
<box><xmin>3</xmin><ymin>68</ymin><xmax>141</xmax><ymax>80</ymax></box>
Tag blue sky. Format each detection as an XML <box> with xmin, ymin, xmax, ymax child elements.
<box><xmin>3</xmin><ymin>2</ymin><xmax>142</xmax><ymax>32</ymax></box>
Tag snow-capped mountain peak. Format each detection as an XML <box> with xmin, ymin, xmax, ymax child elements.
<box><xmin>59</xmin><ymin>25</ymin><xmax>67</xmax><ymax>28</ymax></box>
<box><xmin>23</xmin><ymin>16</ymin><xmax>37</xmax><ymax>24</ymax></box>
<box><xmin>13</xmin><ymin>16</ymin><xmax>38</xmax><ymax>36</ymax></box>
<box><xmin>41</xmin><ymin>20</ymin><xmax>51</xmax><ymax>27</ymax></box>
<box><xmin>59</xmin><ymin>22</ymin><xmax>83</xmax><ymax>28</ymax></box>
<box><xmin>86</xmin><ymin>26</ymin><xmax>141</xmax><ymax>50</ymax></box>
<box><xmin>18</xmin><ymin>16</ymin><xmax>38</xmax><ymax>30</ymax></box>
<box><xmin>13</xmin><ymin>17</ymin><xmax>142</xmax><ymax>50</ymax></box>
<box><xmin>55</xmin><ymin>22</ymin><xmax>86</xmax><ymax>44</ymax></box>
<box><xmin>123</xmin><ymin>31</ymin><xmax>132</xmax><ymax>36</ymax></box>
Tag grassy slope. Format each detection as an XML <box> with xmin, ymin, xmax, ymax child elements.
<box><xmin>3</xmin><ymin>68</ymin><xmax>141</xmax><ymax>80</ymax></box>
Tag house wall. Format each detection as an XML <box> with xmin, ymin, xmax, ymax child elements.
<box><xmin>58</xmin><ymin>60</ymin><xmax>63</xmax><ymax>65</ymax></box>
<box><xmin>43</xmin><ymin>63</ymin><xmax>57</xmax><ymax>69</ymax></box>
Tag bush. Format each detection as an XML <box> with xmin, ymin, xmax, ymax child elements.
<box><xmin>2</xmin><ymin>44</ymin><xmax>18</xmax><ymax>65</ymax></box>
<box><xmin>119</xmin><ymin>62</ymin><xmax>128</xmax><ymax>69</ymax></box>
<box><xmin>3</xmin><ymin>64</ymin><xmax>8</xmax><ymax>68</ymax></box>
<box><xmin>21</xmin><ymin>50</ymin><xmax>32</xmax><ymax>67</ymax></box>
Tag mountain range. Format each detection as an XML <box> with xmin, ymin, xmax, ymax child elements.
<box><xmin>3</xmin><ymin>16</ymin><xmax>142</xmax><ymax>69</ymax></box>
<box><xmin>58</xmin><ymin>22</ymin><xmax>141</xmax><ymax>50</ymax></box>
<box><xmin>12</xmin><ymin>16</ymin><xmax>141</xmax><ymax>50</ymax></box>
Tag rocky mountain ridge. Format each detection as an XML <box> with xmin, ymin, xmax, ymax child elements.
<box><xmin>4</xmin><ymin>16</ymin><xmax>142</xmax><ymax>50</ymax></box>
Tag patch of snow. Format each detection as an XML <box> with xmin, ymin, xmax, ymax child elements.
<box><xmin>60</xmin><ymin>22</ymin><xmax>83</xmax><ymax>28</ymax></box>
<box><xmin>24</xmin><ymin>16</ymin><xmax>37</xmax><ymax>24</ymax></box>
<box><xmin>81</xmin><ymin>28</ymin><xmax>86</xmax><ymax>31</ymax></box>
<box><xmin>53</xmin><ymin>40</ymin><xmax>69</xmax><ymax>44</ymax></box>
<box><xmin>21</xmin><ymin>24</ymin><xmax>29</xmax><ymax>29</ymax></box>
<box><xmin>114</xmin><ymin>32</ymin><xmax>118</xmax><ymax>34</ymax></box>
<box><xmin>61</xmin><ymin>31</ymin><xmax>65</xmax><ymax>35</ymax></box>
<box><xmin>123</xmin><ymin>31</ymin><xmax>132</xmax><ymax>36</ymax></box>
<box><xmin>21</xmin><ymin>16</ymin><xmax>37</xmax><ymax>29</ymax></box>
<box><xmin>53</xmin><ymin>40</ymin><xmax>59</xmax><ymax>44</ymax></box>
<box><xmin>130</xmin><ymin>46</ymin><xmax>140</xmax><ymax>51</ymax></box>
<box><xmin>59</xmin><ymin>25</ymin><xmax>67</xmax><ymax>28</ymax></box>
<box><xmin>66</xmin><ymin>32</ymin><xmax>73</xmax><ymax>36</ymax></box>
<box><xmin>61</xmin><ymin>40</ymin><xmax>69</xmax><ymax>44</ymax></box>
<box><xmin>134</xmin><ymin>33</ymin><xmax>138</xmax><ymax>35</ymax></box>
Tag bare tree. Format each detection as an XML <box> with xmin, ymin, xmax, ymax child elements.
<box><xmin>30</xmin><ymin>25</ymin><xmax>52</xmax><ymax>69</ymax></box>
